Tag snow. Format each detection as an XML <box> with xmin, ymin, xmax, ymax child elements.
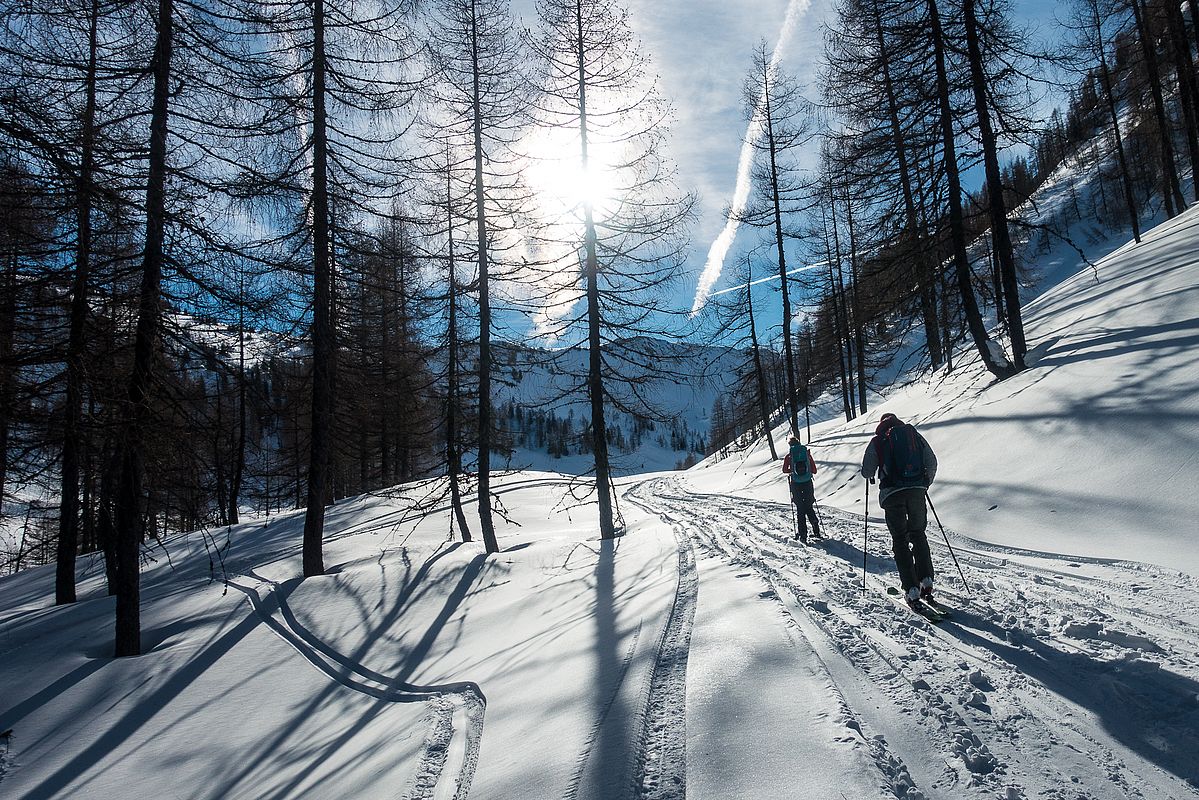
<box><xmin>3</xmin><ymin>177</ymin><xmax>1199</xmax><ymax>799</ymax></box>
<box><xmin>692</xmin><ymin>204</ymin><xmax>1199</xmax><ymax>579</ymax></box>
<box><xmin>682</xmin><ymin>548</ymin><xmax>893</xmax><ymax>799</ymax></box>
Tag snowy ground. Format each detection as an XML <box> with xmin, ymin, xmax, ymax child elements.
<box><xmin>698</xmin><ymin>206</ymin><xmax>1199</xmax><ymax>578</ymax></box>
<box><xmin>2</xmin><ymin>205</ymin><xmax>1198</xmax><ymax>798</ymax></box>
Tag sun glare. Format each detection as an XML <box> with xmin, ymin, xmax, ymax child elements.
<box><xmin>525</xmin><ymin>130</ymin><xmax>620</xmax><ymax>226</ymax></box>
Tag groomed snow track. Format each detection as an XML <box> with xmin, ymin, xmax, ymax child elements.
<box><xmin>625</xmin><ymin>484</ymin><xmax>699</xmax><ymax>800</ymax></box>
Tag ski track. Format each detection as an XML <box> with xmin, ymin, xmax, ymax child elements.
<box><xmin>228</xmin><ymin>577</ymin><xmax>485</xmax><ymax>800</ymax></box>
<box><xmin>629</xmin><ymin>476</ymin><xmax>1199</xmax><ymax>800</ymax></box>
<box><xmin>625</xmin><ymin>485</ymin><xmax>699</xmax><ymax>800</ymax></box>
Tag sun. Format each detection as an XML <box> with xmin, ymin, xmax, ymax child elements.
<box><xmin>525</xmin><ymin>129</ymin><xmax>621</xmax><ymax>225</ymax></box>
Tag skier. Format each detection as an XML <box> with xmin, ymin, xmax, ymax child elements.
<box><xmin>860</xmin><ymin>413</ymin><xmax>939</xmax><ymax>609</ymax></box>
<box><xmin>782</xmin><ymin>435</ymin><xmax>821</xmax><ymax>543</ymax></box>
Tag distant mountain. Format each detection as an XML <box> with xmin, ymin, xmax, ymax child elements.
<box><xmin>485</xmin><ymin>337</ymin><xmax>745</xmax><ymax>476</ymax></box>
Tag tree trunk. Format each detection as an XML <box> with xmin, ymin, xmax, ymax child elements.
<box><xmin>446</xmin><ymin>182</ymin><xmax>472</xmax><ymax>542</ymax></box>
<box><xmin>469</xmin><ymin>0</ymin><xmax>499</xmax><ymax>553</ymax></box>
<box><xmin>214</xmin><ymin>379</ymin><xmax>228</xmax><ymax>526</ymax></box>
<box><xmin>963</xmin><ymin>0</ymin><xmax>1027</xmax><ymax>370</ymax></box>
<box><xmin>1165</xmin><ymin>0</ymin><xmax>1199</xmax><ymax>203</ymax></box>
<box><xmin>762</xmin><ymin>65</ymin><xmax>800</xmax><ymax>435</ymax></box>
<box><xmin>927</xmin><ymin>0</ymin><xmax>1013</xmax><ymax>381</ymax></box>
<box><xmin>802</xmin><ymin>326</ymin><xmax>813</xmax><ymax>440</ymax></box>
<box><xmin>82</xmin><ymin>396</ymin><xmax>96</xmax><ymax>554</ymax></box>
<box><xmin>844</xmin><ymin>189</ymin><xmax>867</xmax><ymax>415</ymax></box>
<box><xmin>575</xmin><ymin>0</ymin><xmax>615</xmax><ymax>539</ymax></box>
<box><xmin>872</xmin><ymin>4</ymin><xmax>942</xmax><ymax>370</ymax></box>
<box><xmin>823</xmin><ymin>195</ymin><xmax>853</xmax><ymax>421</ymax></box>
<box><xmin>303</xmin><ymin>0</ymin><xmax>333</xmax><ymax>577</ymax></box>
<box><xmin>228</xmin><ymin>300</ymin><xmax>246</xmax><ymax>525</ymax></box>
<box><xmin>56</xmin><ymin>0</ymin><xmax>101</xmax><ymax>605</ymax></box>
<box><xmin>1091</xmin><ymin>0</ymin><xmax>1141</xmax><ymax>242</ymax></box>
<box><xmin>822</xmin><ymin>227</ymin><xmax>852</xmax><ymax>421</ymax></box>
<box><xmin>112</xmin><ymin>0</ymin><xmax>173</xmax><ymax>656</ymax></box>
<box><xmin>1131</xmin><ymin>0</ymin><xmax>1185</xmax><ymax>216</ymax></box>
<box><xmin>0</xmin><ymin>252</ymin><xmax>14</xmax><ymax>519</ymax></box>
<box><xmin>746</xmin><ymin>277</ymin><xmax>778</xmax><ymax>460</ymax></box>
<box><xmin>380</xmin><ymin>248</ymin><xmax>393</xmax><ymax>487</ymax></box>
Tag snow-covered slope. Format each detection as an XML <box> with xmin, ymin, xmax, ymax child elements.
<box><xmin>3</xmin><ymin>161</ymin><xmax>1198</xmax><ymax>800</ymax></box>
<box><xmin>691</xmin><ymin>202</ymin><xmax>1199</xmax><ymax>577</ymax></box>
<box><xmin>0</xmin><ymin>473</ymin><xmax>684</xmax><ymax>798</ymax></box>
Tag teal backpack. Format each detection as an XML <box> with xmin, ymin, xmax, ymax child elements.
<box><xmin>789</xmin><ymin>443</ymin><xmax>810</xmax><ymax>483</ymax></box>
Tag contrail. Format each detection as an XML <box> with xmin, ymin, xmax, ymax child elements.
<box><xmin>690</xmin><ymin>0</ymin><xmax>813</xmax><ymax>315</ymax></box>
<box><xmin>707</xmin><ymin>260</ymin><xmax>826</xmax><ymax>298</ymax></box>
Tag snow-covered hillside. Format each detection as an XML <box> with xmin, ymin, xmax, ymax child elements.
<box><xmin>2</xmin><ymin>185</ymin><xmax>1198</xmax><ymax>799</ymax></box>
<box><xmin>693</xmin><ymin>203</ymin><xmax>1199</xmax><ymax>578</ymax></box>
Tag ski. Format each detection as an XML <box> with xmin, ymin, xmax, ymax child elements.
<box><xmin>922</xmin><ymin>597</ymin><xmax>952</xmax><ymax>617</ymax></box>
<box><xmin>909</xmin><ymin>600</ymin><xmax>945</xmax><ymax>622</ymax></box>
<box><xmin>886</xmin><ymin>587</ymin><xmax>944</xmax><ymax>622</ymax></box>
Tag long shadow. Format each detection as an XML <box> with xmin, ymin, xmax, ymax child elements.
<box><xmin>212</xmin><ymin>547</ymin><xmax>494</xmax><ymax>800</ymax></box>
<box><xmin>591</xmin><ymin>538</ymin><xmax>629</xmax><ymax>788</ymax></box>
<box><xmin>562</xmin><ymin>536</ymin><xmax>645</xmax><ymax>800</ymax></box>
<box><xmin>18</xmin><ymin>607</ymin><xmax>262</xmax><ymax>799</ymax></box>
<box><xmin>1031</xmin><ymin>317</ymin><xmax>1199</xmax><ymax>370</ymax></box>
<box><xmin>392</xmin><ymin>552</ymin><xmax>489</xmax><ymax>686</ymax></box>
<box><xmin>242</xmin><ymin>552</ymin><xmax>493</xmax><ymax>800</ymax></box>
<box><xmin>0</xmin><ymin>659</ymin><xmax>108</xmax><ymax>734</ymax></box>
<box><xmin>942</xmin><ymin>610</ymin><xmax>1199</xmax><ymax>788</ymax></box>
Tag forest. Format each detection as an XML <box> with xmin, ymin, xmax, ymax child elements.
<box><xmin>2</xmin><ymin>0</ymin><xmax>1197</xmax><ymax>658</ymax></box>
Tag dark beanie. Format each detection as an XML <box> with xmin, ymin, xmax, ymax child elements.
<box><xmin>875</xmin><ymin>413</ymin><xmax>901</xmax><ymax>436</ymax></box>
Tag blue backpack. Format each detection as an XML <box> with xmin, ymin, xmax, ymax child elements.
<box><xmin>881</xmin><ymin>424</ymin><xmax>925</xmax><ymax>488</ymax></box>
<box><xmin>789</xmin><ymin>444</ymin><xmax>809</xmax><ymax>482</ymax></box>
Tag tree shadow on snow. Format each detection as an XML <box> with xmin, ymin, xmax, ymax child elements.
<box><xmin>209</xmin><ymin>547</ymin><xmax>493</xmax><ymax>800</ymax></box>
<box><xmin>564</xmin><ymin>536</ymin><xmax>665</xmax><ymax>800</ymax></box>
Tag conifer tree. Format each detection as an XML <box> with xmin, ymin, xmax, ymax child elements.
<box><xmin>528</xmin><ymin>0</ymin><xmax>694</xmax><ymax>538</ymax></box>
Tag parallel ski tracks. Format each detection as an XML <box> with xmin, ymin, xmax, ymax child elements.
<box><xmin>632</xmin><ymin>477</ymin><xmax>1197</xmax><ymax>800</ymax></box>
<box><xmin>229</xmin><ymin>577</ymin><xmax>484</xmax><ymax>800</ymax></box>
<box><xmin>625</xmin><ymin>482</ymin><xmax>700</xmax><ymax>800</ymax></box>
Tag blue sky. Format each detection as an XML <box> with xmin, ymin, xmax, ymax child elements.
<box><xmin>626</xmin><ymin>0</ymin><xmax>831</xmax><ymax>317</ymax></box>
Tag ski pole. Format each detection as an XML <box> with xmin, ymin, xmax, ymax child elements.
<box><xmin>925</xmin><ymin>492</ymin><xmax>970</xmax><ymax>595</ymax></box>
<box><xmin>862</xmin><ymin>478</ymin><xmax>869</xmax><ymax>592</ymax></box>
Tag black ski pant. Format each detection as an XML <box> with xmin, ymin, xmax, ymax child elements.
<box><xmin>881</xmin><ymin>488</ymin><xmax>933</xmax><ymax>591</ymax></box>
<box><xmin>789</xmin><ymin>480</ymin><xmax>820</xmax><ymax>539</ymax></box>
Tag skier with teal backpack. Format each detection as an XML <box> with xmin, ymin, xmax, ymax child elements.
<box><xmin>783</xmin><ymin>435</ymin><xmax>821</xmax><ymax>543</ymax></box>
<box><xmin>861</xmin><ymin>413</ymin><xmax>940</xmax><ymax>610</ymax></box>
